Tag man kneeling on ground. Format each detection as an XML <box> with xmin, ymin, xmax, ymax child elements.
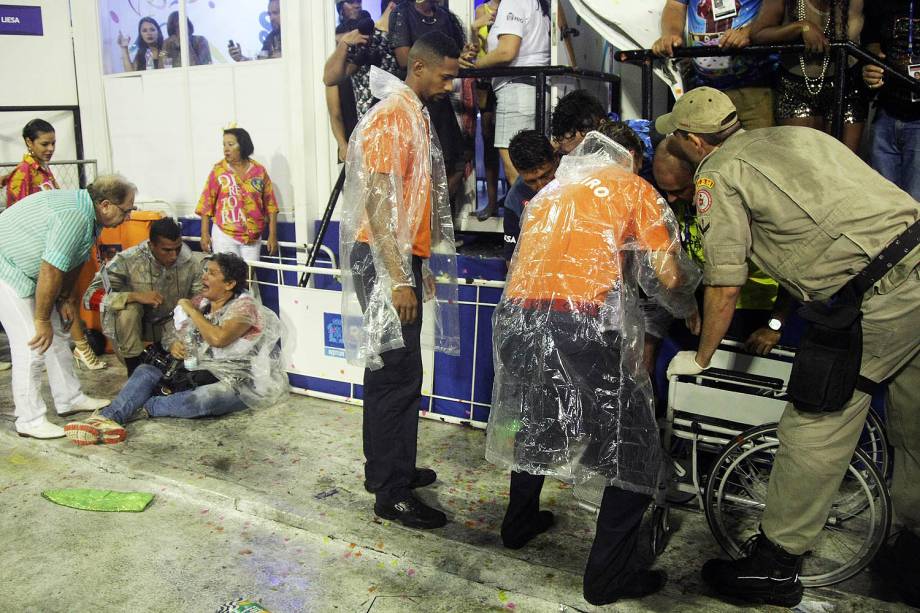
<box><xmin>486</xmin><ymin>123</ymin><xmax>701</xmax><ymax>605</ymax></box>
<box><xmin>83</xmin><ymin>217</ymin><xmax>205</xmax><ymax>375</ymax></box>
<box><xmin>65</xmin><ymin>253</ymin><xmax>288</xmax><ymax>444</ymax></box>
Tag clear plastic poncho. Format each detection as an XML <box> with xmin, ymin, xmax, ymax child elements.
<box><xmin>485</xmin><ymin>132</ymin><xmax>701</xmax><ymax>495</ymax></box>
<box><xmin>339</xmin><ymin>66</ymin><xmax>460</xmax><ymax>370</ymax></box>
<box><xmin>177</xmin><ymin>293</ymin><xmax>289</xmax><ymax>409</ymax></box>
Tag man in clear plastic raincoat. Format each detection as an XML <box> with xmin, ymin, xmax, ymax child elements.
<box><xmin>486</xmin><ymin>126</ymin><xmax>701</xmax><ymax>606</ymax></box>
<box><xmin>339</xmin><ymin>33</ymin><xmax>460</xmax><ymax>530</ymax></box>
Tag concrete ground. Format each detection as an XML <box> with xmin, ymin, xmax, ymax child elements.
<box><xmin>0</xmin><ymin>349</ymin><xmax>914</xmax><ymax>612</ymax></box>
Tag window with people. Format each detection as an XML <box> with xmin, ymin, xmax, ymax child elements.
<box><xmin>99</xmin><ymin>0</ymin><xmax>282</xmax><ymax>75</ymax></box>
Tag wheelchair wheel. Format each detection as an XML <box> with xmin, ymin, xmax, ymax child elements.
<box><xmin>703</xmin><ymin>423</ymin><xmax>891</xmax><ymax>587</ymax></box>
<box><xmin>860</xmin><ymin>409</ymin><xmax>891</xmax><ymax>480</ymax></box>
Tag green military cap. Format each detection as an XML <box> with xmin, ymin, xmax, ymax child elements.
<box><xmin>655</xmin><ymin>87</ymin><xmax>739</xmax><ymax>135</ymax></box>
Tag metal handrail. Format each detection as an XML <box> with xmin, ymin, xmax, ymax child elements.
<box><xmin>459</xmin><ymin>64</ymin><xmax>621</xmax><ymax>134</ymax></box>
<box><xmin>616</xmin><ymin>42</ymin><xmax>920</xmax><ymax>89</ymax></box>
<box><xmin>248</xmin><ymin>258</ymin><xmax>506</xmax><ymax>289</ymax></box>
<box><xmin>0</xmin><ymin>159</ymin><xmax>99</xmax><ymax>166</ymax></box>
<box><xmin>616</xmin><ymin>41</ymin><xmax>920</xmax><ymax>139</ymax></box>
<box><xmin>180</xmin><ymin>234</ymin><xmax>338</xmax><ymax>271</ymax></box>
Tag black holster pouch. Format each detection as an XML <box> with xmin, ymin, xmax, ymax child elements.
<box><xmin>786</xmin><ymin>288</ymin><xmax>863</xmax><ymax>414</ymax></box>
<box><xmin>787</xmin><ymin>219</ymin><xmax>920</xmax><ymax>413</ymax></box>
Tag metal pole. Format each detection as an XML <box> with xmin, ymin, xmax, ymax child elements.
<box><xmin>610</xmin><ymin>72</ymin><xmax>621</xmax><ymax>117</ymax></box>
<box><xmin>299</xmin><ymin>166</ymin><xmax>346</xmax><ymax>287</ymax></box>
<box><xmin>535</xmin><ymin>71</ymin><xmax>547</xmax><ymax>133</ymax></box>
<box><xmin>642</xmin><ymin>59</ymin><xmax>654</xmax><ymax>121</ymax></box>
<box><xmin>831</xmin><ymin>45</ymin><xmax>848</xmax><ymax>141</ymax></box>
<box><xmin>844</xmin><ymin>42</ymin><xmax>920</xmax><ymax>89</ymax></box>
<box><xmin>830</xmin><ymin>0</ymin><xmax>849</xmax><ymax>141</ymax></box>
<box><xmin>72</xmin><ymin>107</ymin><xmax>87</xmax><ymax>187</ymax></box>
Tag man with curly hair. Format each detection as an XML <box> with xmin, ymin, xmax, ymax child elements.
<box><xmin>550</xmin><ymin>89</ymin><xmax>608</xmax><ymax>154</ymax></box>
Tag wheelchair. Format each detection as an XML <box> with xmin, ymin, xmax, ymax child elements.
<box><xmin>574</xmin><ymin>340</ymin><xmax>891</xmax><ymax>588</ymax></box>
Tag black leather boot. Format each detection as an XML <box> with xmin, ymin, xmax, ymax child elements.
<box><xmin>701</xmin><ymin>532</ymin><xmax>804</xmax><ymax>607</ymax></box>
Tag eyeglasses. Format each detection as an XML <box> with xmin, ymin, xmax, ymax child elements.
<box><xmin>552</xmin><ymin>131</ymin><xmax>579</xmax><ymax>145</ymax></box>
<box><xmin>113</xmin><ymin>203</ymin><xmax>136</xmax><ymax>219</ymax></box>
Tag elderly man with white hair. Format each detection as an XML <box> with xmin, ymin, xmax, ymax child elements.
<box><xmin>0</xmin><ymin>174</ymin><xmax>137</xmax><ymax>439</ymax></box>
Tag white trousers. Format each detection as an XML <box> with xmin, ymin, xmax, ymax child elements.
<box><xmin>210</xmin><ymin>226</ymin><xmax>261</xmax><ymax>299</ymax></box>
<box><xmin>0</xmin><ymin>280</ymin><xmax>86</xmax><ymax>429</ymax></box>
<box><xmin>211</xmin><ymin>225</ymin><xmax>261</xmax><ymax>262</ymax></box>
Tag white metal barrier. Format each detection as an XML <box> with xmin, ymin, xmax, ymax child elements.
<box><xmin>256</xmin><ymin>259</ymin><xmax>504</xmax><ymax>429</ymax></box>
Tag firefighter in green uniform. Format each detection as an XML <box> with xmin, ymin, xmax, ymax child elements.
<box><xmin>659</xmin><ymin>87</ymin><xmax>920</xmax><ymax>608</ymax></box>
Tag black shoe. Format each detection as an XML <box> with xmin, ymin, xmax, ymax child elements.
<box><xmin>410</xmin><ymin>467</ymin><xmax>437</xmax><ymax>489</ymax></box>
<box><xmin>584</xmin><ymin>569</ymin><xmax>667</xmax><ymax>606</ymax></box>
<box><xmin>364</xmin><ymin>468</ymin><xmax>438</xmax><ymax>493</ymax></box>
<box><xmin>374</xmin><ymin>494</ymin><xmax>447</xmax><ymax>529</ymax></box>
<box><xmin>502</xmin><ymin>510</ymin><xmax>555</xmax><ymax>549</ymax></box>
<box><xmin>701</xmin><ymin>533</ymin><xmax>804</xmax><ymax>607</ymax></box>
<box><xmin>873</xmin><ymin>530</ymin><xmax>920</xmax><ymax>607</ymax></box>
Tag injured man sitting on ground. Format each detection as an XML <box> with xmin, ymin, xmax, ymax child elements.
<box><xmin>83</xmin><ymin>217</ymin><xmax>205</xmax><ymax>375</ymax></box>
<box><xmin>65</xmin><ymin>253</ymin><xmax>289</xmax><ymax>444</ymax></box>
<box><xmin>486</xmin><ymin>126</ymin><xmax>701</xmax><ymax>606</ymax></box>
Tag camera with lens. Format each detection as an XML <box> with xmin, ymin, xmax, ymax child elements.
<box><xmin>139</xmin><ymin>343</ymin><xmax>219</xmax><ymax>395</ymax></box>
<box><xmin>343</xmin><ymin>12</ymin><xmax>383</xmax><ymax>67</ymax></box>
<box><xmin>140</xmin><ymin>344</ymin><xmax>183</xmax><ymax>379</ymax></box>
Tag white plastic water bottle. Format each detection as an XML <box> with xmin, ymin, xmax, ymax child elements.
<box><xmin>163</xmin><ymin>54</ymin><xmax>173</xmax><ymax>69</ymax></box>
<box><xmin>183</xmin><ymin>327</ymin><xmax>199</xmax><ymax>370</ymax></box>
<box><xmin>145</xmin><ymin>49</ymin><xmax>155</xmax><ymax>70</ymax></box>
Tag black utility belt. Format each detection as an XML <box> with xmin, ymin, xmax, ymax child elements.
<box><xmin>786</xmin><ymin>220</ymin><xmax>920</xmax><ymax>413</ymax></box>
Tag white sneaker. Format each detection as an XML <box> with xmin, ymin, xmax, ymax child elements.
<box><xmin>16</xmin><ymin>420</ymin><xmax>65</xmax><ymax>439</ymax></box>
<box><xmin>0</xmin><ymin>361</ymin><xmax>10</xmax><ymax>371</ymax></box>
<box><xmin>58</xmin><ymin>396</ymin><xmax>111</xmax><ymax>417</ymax></box>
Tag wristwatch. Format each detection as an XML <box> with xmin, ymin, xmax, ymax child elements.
<box><xmin>767</xmin><ymin>317</ymin><xmax>783</xmax><ymax>332</ymax></box>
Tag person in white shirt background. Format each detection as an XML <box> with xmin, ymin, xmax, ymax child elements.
<box><xmin>460</xmin><ymin>0</ymin><xmax>550</xmax><ymax>185</ymax></box>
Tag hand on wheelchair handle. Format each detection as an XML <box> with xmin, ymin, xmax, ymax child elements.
<box><xmin>667</xmin><ymin>350</ymin><xmax>707</xmax><ymax>378</ymax></box>
<box><xmin>744</xmin><ymin>327</ymin><xmax>781</xmax><ymax>355</ymax></box>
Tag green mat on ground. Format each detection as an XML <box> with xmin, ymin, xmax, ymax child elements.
<box><xmin>41</xmin><ymin>488</ymin><xmax>154</xmax><ymax>512</ymax></box>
